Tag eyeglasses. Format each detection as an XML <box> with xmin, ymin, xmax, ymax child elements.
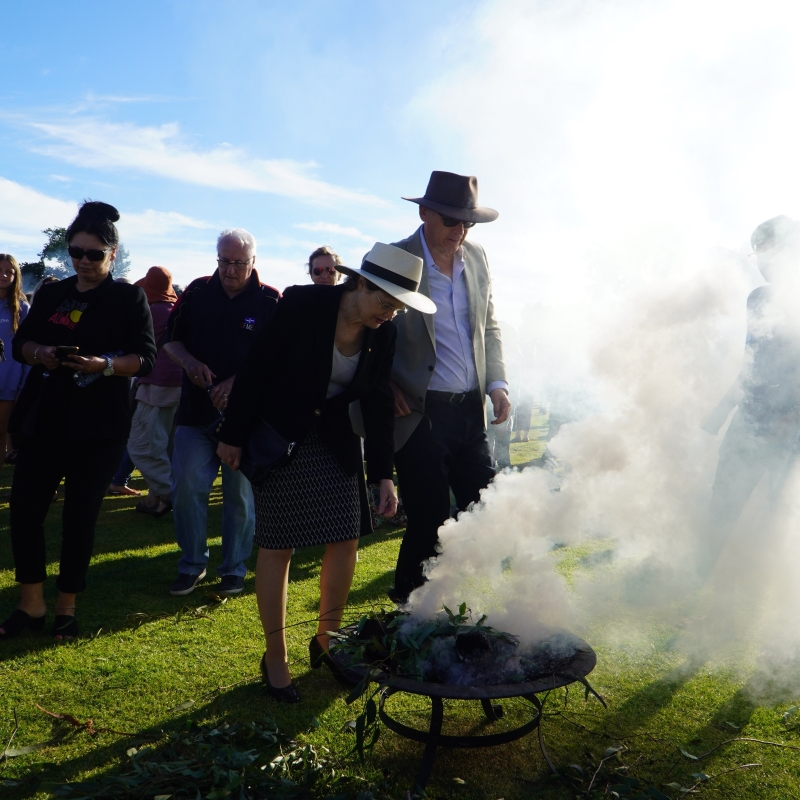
<box><xmin>217</xmin><ymin>257</ymin><xmax>253</xmax><ymax>271</ymax></box>
<box><xmin>68</xmin><ymin>246</ymin><xmax>112</xmax><ymax>262</ymax></box>
<box><xmin>377</xmin><ymin>295</ymin><xmax>406</xmax><ymax>317</ymax></box>
<box><xmin>312</xmin><ymin>266</ymin><xmax>338</xmax><ymax>276</ymax></box>
<box><xmin>439</xmin><ymin>212</ymin><xmax>475</xmax><ymax>229</ymax></box>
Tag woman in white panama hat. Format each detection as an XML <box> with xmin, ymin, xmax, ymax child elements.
<box><xmin>215</xmin><ymin>242</ymin><xmax>434</xmax><ymax>702</ymax></box>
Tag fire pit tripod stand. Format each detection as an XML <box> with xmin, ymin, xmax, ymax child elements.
<box><xmin>331</xmin><ymin>630</ymin><xmax>598</xmax><ymax>793</ymax></box>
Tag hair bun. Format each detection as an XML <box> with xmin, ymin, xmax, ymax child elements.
<box><xmin>78</xmin><ymin>200</ymin><xmax>120</xmax><ymax>224</ymax></box>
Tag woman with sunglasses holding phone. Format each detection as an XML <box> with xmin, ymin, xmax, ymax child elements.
<box><xmin>0</xmin><ymin>201</ymin><xmax>157</xmax><ymax>642</ymax></box>
<box><xmin>307</xmin><ymin>246</ymin><xmax>342</xmax><ymax>286</ymax></box>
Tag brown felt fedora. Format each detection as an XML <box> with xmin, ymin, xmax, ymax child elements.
<box><xmin>402</xmin><ymin>170</ymin><xmax>498</xmax><ymax>224</ymax></box>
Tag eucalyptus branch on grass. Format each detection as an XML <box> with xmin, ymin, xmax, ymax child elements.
<box><xmin>33</xmin><ymin>718</ymin><xmax>395</xmax><ymax>800</ymax></box>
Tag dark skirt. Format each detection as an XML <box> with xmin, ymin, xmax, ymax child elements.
<box><xmin>253</xmin><ymin>428</ymin><xmax>362</xmax><ymax>550</ymax></box>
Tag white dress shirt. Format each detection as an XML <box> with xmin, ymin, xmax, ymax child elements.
<box><xmin>419</xmin><ymin>227</ymin><xmax>508</xmax><ymax>396</ymax></box>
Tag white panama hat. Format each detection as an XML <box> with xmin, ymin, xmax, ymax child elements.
<box><xmin>338</xmin><ymin>242</ymin><xmax>437</xmax><ymax>314</ymax></box>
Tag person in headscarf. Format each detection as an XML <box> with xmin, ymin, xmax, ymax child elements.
<box><xmin>127</xmin><ymin>267</ymin><xmax>184</xmax><ymax>517</ymax></box>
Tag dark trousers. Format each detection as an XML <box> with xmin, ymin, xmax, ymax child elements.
<box><xmin>393</xmin><ymin>390</ymin><xmax>495</xmax><ymax>597</ymax></box>
<box><xmin>10</xmin><ymin>435</ymin><xmax>126</xmax><ymax>593</ymax></box>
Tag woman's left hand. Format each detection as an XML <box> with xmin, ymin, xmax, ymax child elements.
<box><xmin>64</xmin><ymin>354</ymin><xmax>108</xmax><ymax>373</ymax></box>
<box><xmin>377</xmin><ymin>478</ymin><xmax>398</xmax><ymax>518</ymax></box>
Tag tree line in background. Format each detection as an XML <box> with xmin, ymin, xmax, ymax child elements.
<box><xmin>19</xmin><ymin>228</ymin><xmax>131</xmax><ymax>292</ymax></box>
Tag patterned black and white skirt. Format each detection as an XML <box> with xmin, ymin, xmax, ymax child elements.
<box><xmin>253</xmin><ymin>428</ymin><xmax>361</xmax><ymax>550</ymax></box>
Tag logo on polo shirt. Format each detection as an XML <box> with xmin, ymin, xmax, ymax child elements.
<box><xmin>241</xmin><ymin>316</ymin><xmax>256</xmax><ymax>330</ymax></box>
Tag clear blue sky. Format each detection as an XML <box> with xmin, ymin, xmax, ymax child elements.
<box><xmin>3</xmin><ymin>0</ymin><xmax>800</xmax><ymax>323</ymax></box>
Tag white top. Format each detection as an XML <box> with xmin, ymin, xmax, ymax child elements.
<box><xmin>327</xmin><ymin>344</ymin><xmax>360</xmax><ymax>398</ymax></box>
<box><xmin>419</xmin><ymin>227</ymin><xmax>508</xmax><ymax>395</ymax></box>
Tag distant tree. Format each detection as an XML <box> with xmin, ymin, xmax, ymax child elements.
<box><xmin>19</xmin><ymin>260</ymin><xmax>45</xmax><ymax>293</ymax></box>
<box><xmin>114</xmin><ymin>242</ymin><xmax>131</xmax><ymax>279</ymax></box>
<box><xmin>38</xmin><ymin>227</ymin><xmax>73</xmax><ymax>281</ymax></box>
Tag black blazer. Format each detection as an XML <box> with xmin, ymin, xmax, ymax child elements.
<box><xmin>219</xmin><ymin>283</ymin><xmax>396</xmax><ymax>483</ymax></box>
<box><xmin>10</xmin><ymin>274</ymin><xmax>156</xmax><ymax>440</ymax></box>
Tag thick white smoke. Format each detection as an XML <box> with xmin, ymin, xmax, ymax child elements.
<box><xmin>406</xmin><ymin>227</ymin><xmax>800</xmax><ymax>670</ymax></box>
<box><xmin>400</xmin><ymin>1</ymin><xmax>800</xmax><ymax>686</ymax></box>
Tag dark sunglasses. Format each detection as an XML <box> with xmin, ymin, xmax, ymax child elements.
<box><xmin>68</xmin><ymin>245</ymin><xmax>112</xmax><ymax>262</ymax></box>
<box><xmin>439</xmin><ymin>212</ymin><xmax>476</xmax><ymax>229</ymax></box>
<box><xmin>312</xmin><ymin>266</ymin><xmax>337</xmax><ymax>276</ymax></box>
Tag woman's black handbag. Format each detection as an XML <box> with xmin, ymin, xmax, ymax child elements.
<box><xmin>206</xmin><ymin>415</ymin><xmax>295</xmax><ymax>487</ymax></box>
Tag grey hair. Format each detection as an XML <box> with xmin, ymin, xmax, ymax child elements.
<box><xmin>217</xmin><ymin>228</ymin><xmax>257</xmax><ymax>257</ymax></box>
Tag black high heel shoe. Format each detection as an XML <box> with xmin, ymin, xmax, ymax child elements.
<box><xmin>53</xmin><ymin>615</ymin><xmax>78</xmax><ymax>640</ymax></box>
<box><xmin>309</xmin><ymin>635</ymin><xmax>360</xmax><ymax>687</ymax></box>
<box><xmin>0</xmin><ymin>609</ymin><xmax>46</xmax><ymax>641</ymax></box>
<box><xmin>260</xmin><ymin>654</ymin><xmax>300</xmax><ymax>703</ymax></box>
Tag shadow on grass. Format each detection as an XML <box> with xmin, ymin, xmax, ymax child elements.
<box><xmin>592</xmin><ymin>658</ymin><xmax>706</xmax><ymax>738</ymax></box>
<box><xmin>0</xmin><ymin>544</ymin><xmax>259</xmax><ymax>662</ymax></box>
<box><xmin>0</xmin><ymin>497</ymin><xmax>402</xmax><ymax>662</ymax></box>
<box><xmin>5</xmin><ymin>671</ymin><xmax>374</xmax><ymax>799</ymax></box>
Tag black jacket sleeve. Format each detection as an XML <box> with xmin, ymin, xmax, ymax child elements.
<box><xmin>125</xmin><ymin>286</ymin><xmax>157</xmax><ymax>377</ymax></box>
<box><xmin>217</xmin><ymin>290</ymin><xmax>291</xmax><ymax>447</ymax></box>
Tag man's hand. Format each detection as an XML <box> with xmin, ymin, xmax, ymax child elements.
<box><xmin>217</xmin><ymin>442</ymin><xmax>242</xmax><ymax>471</ymax></box>
<box><xmin>389</xmin><ymin>380</ymin><xmax>411</xmax><ymax>417</ymax></box>
<box><xmin>490</xmin><ymin>388</ymin><xmax>511</xmax><ymax>425</ymax></box>
<box><xmin>184</xmin><ymin>357</ymin><xmax>216</xmax><ymax>389</ymax></box>
<box><xmin>210</xmin><ymin>376</ymin><xmax>235</xmax><ymax>410</ymax></box>
<box><xmin>377</xmin><ymin>478</ymin><xmax>398</xmax><ymax>518</ymax></box>
<box><xmin>163</xmin><ymin>342</ymin><xmax>216</xmax><ymax>388</ymax></box>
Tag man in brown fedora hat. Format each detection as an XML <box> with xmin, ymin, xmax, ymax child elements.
<box><xmin>388</xmin><ymin>170</ymin><xmax>511</xmax><ymax>603</ymax></box>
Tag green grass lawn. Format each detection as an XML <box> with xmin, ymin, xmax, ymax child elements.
<box><xmin>2</xmin><ymin>444</ymin><xmax>800</xmax><ymax>798</ymax></box>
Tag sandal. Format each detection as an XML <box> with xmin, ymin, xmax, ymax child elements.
<box><xmin>0</xmin><ymin>609</ymin><xmax>46</xmax><ymax>640</ymax></box>
<box><xmin>135</xmin><ymin>498</ymin><xmax>172</xmax><ymax>518</ymax></box>
<box><xmin>53</xmin><ymin>615</ymin><xmax>78</xmax><ymax>640</ymax></box>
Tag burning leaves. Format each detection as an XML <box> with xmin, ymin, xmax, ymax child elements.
<box><xmin>333</xmin><ymin>602</ymin><xmax>591</xmax><ymax>687</ymax></box>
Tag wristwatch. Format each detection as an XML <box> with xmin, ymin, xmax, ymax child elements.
<box><xmin>102</xmin><ymin>353</ymin><xmax>115</xmax><ymax>377</ymax></box>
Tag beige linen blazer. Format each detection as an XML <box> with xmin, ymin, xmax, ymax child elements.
<box><xmin>352</xmin><ymin>227</ymin><xmax>507</xmax><ymax>452</ymax></box>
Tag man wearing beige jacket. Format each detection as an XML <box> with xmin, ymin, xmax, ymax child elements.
<box><xmin>387</xmin><ymin>171</ymin><xmax>511</xmax><ymax>602</ymax></box>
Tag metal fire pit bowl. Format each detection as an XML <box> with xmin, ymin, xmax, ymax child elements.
<box><xmin>330</xmin><ymin>625</ymin><xmax>597</xmax><ymax>793</ymax></box>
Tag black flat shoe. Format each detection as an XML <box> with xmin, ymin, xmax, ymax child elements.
<box><xmin>0</xmin><ymin>609</ymin><xmax>46</xmax><ymax>640</ymax></box>
<box><xmin>260</xmin><ymin>653</ymin><xmax>300</xmax><ymax>703</ymax></box>
<box><xmin>53</xmin><ymin>615</ymin><xmax>78</xmax><ymax>640</ymax></box>
<box><xmin>309</xmin><ymin>635</ymin><xmax>360</xmax><ymax>687</ymax></box>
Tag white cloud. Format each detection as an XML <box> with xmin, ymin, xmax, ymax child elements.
<box><xmin>0</xmin><ymin>177</ymin><xmax>77</xmax><ymax>258</ymax></box>
<box><xmin>120</xmin><ymin>209</ymin><xmax>215</xmax><ymax>240</ymax></box>
<box><xmin>0</xmin><ymin>176</ymin><xmax>223</xmax><ymax>287</ymax></box>
<box><xmin>293</xmin><ymin>221</ymin><xmax>375</xmax><ymax>242</ymax></box>
<box><xmin>23</xmin><ymin>118</ymin><xmax>385</xmax><ymax>206</ymax></box>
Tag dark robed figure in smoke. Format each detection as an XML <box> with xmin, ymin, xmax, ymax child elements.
<box><xmin>701</xmin><ymin>215</ymin><xmax>800</xmax><ymax>575</ymax></box>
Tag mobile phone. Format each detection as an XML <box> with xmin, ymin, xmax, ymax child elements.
<box><xmin>55</xmin><ymin>345</ymin><xmax>79</xmax><ymax>362</ymax></box>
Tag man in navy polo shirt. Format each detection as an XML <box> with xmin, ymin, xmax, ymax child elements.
<box><xmin>163</xmin><ymin>229</ymin><xmax>280</xmax><ymax>597</ymax></box>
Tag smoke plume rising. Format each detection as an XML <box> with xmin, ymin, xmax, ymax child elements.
<box><xmin>398</xmin><ymin>1</ymin><xmax>800</xmax><ymax>692</ymax></box>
